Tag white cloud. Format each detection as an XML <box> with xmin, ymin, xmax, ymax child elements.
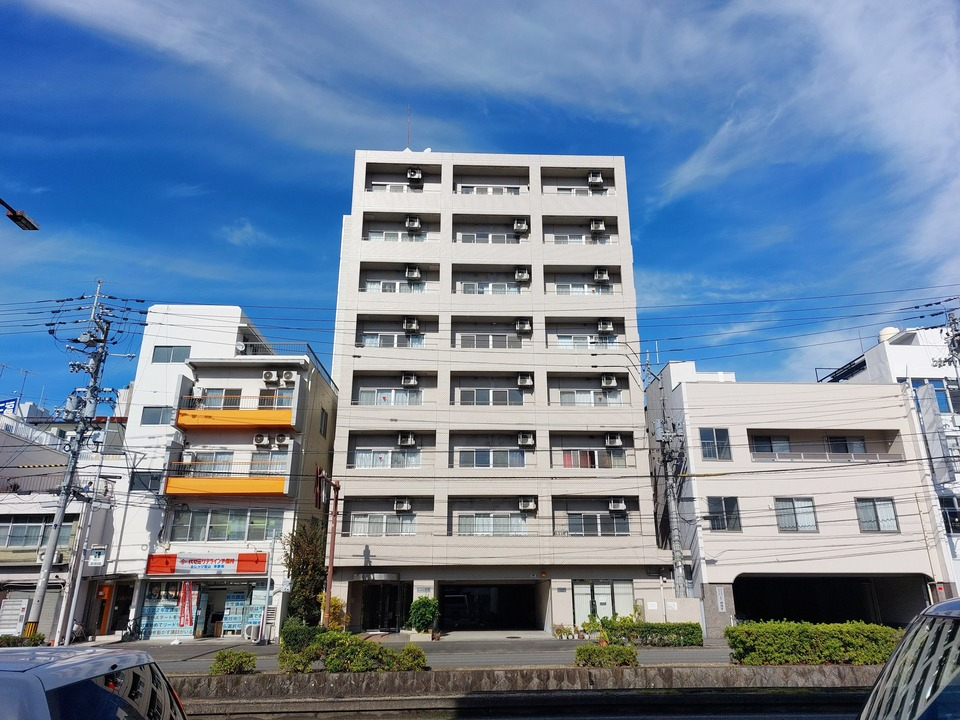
<box><xmin>217</xmin><ymin>218</ymin><xmax>273</xmax><ymax>248</ymax></box>
<box><xmin>163</xmin><ymin>183</ymin><xmax>210</xmax><ymax>199</ymax></box>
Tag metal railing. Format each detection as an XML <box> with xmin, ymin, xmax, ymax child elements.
<box><xmin>178</xmin><ymin>395</ymin><xmax>294</xmax><ymax>411</ymax></box>
<box><xmin>751</xmin><ymin>451</ymin><xmax>905</xmax><ymax>463</ymax></box>
<box><xmin>168</xmin><ymin>460</ymin><xmax>289</xmax><ymax>477</ymax></box>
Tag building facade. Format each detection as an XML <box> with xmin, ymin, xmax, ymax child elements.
<box><xmin>647</xmin><ymin>361</ymin><xmax>954</xmax><ymax>638</ymax></box>
<box><xmin>330</xmin><ymin>150</ymin><xmax>681</xmax><ymax>633</ymax></box>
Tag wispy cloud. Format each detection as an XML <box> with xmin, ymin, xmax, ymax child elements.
<box><xmin>217</xmin><ymin>217</ymin><xmax>273</xmax><ymax>248</ymax></box>
<box><xmin>162</xmin><ymin>183</ymin><xmax>210</xmax><ymax>199</ymax></box>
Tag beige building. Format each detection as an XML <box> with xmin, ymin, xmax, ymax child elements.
<box><xmin>647</xmin><ymin>361</ymin><xmax>954</xmax><ymax>638</ymax></box>
<box><xmin>329</xmin><ymin>149</ymin><xmax>678</xmax><ymax>633</ymax></box>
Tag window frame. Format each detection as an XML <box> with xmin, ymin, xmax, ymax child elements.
<box><xmin>141</xmin><ymin>406</ymin><xmax>174</xmax><ymax>425</ymax></box>
<box><xmin>151</xmin><ymin>345</ymin><xmax>190</xmax><ymax>363</ymax></box>
<box><xmin>855</xmin><ymin>497</ymin><xmax>899</xmax><ymax>533</ymax></box>
<box><xmin>566</xmin><ymin>512</ymin><xmax>630</xmax><ymax>537</ymax></box>
<box><xmin>700</xmin><ymin>428</ymin><xmax>732</xmax><ymax>460</ymax></box>
<box><xmin>706</xmin><ymin>496</ymin><xmax>742</xmax><ymax>531</ymax></box>
<box><xmin>774</xmin><ymin>497</ymin><xmax>818</xmax><ymax>533</ymax></box>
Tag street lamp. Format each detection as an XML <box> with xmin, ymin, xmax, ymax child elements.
<box><xmin>0</xmin><ymin>196</ymin><xmax>39</xmax><ymax>231</ymax></box>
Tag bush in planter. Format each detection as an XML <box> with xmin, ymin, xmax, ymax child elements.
<box><xmin>323</xmin><ymin>635</ymin><xmax>397</xmax><ymax>672</ymax></box>
<box><xmin>0</xmin><ymin>634</ymin><xmax>46</xmax><ymax>647</ymax></box>
<box><xmin>574</xmin><ymin>643</ymin><xmax>638</xmax><ymax>667</ymax></box>
<box><xmin>394</xmin><ymin>643</ymin><xmax>428</xmax><ymax>671</ymax></box>
<box><xmin>724</xmin><ymin>620</ymin><xmax>901</xmax><ymax>665</ymax></box>
<box><xmin>279</xmin><ymin>616</ymin><xmax>328</xmax><ymax>652</ymax></box>
<box><xmin>210</xmin><ymin>649</ymin><xmax>257</xmax><ymax>675</ymax></box>
<box><xmin>407</xmin><ymin>596</ymin><xmax>440</xmax><ymax>633</ymax></box>
<box><xmin>316</xmin><ymin>593</ymin><xmax>350</xmax><ymax>631</ymax></box>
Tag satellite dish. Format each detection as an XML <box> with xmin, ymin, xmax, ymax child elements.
<box><xmin>424</xmin><ymin>148</ymin><xmax>432</xmax><ymax>153</ymax></box>
<box><xmin>235</xmin><ymin>342</ymin><xmax>246</xmax><ymax>352</ymax></box>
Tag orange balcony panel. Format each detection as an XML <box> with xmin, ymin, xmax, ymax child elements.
<box><xmin>165</xmin><ymin>475</ymin><xmax>288</xmax><ymax>496</ymax></box>
<box><xmin>176</xmin><ymin>408</ymin><xmax>294</xmax><ymax>429</ymax></box>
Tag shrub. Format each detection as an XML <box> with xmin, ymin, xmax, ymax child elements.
<box><xmin>210</xmin><ymin>649</ymin><xmax>257</xmax><ymax>675</ymax></box>
<box><xmin>317</xmin><ymin>594</ymin><xmax>350</xmax><ymax>631</ymax></box>
<box><xmin>575</xmin><ymin>643</ymin><xmax>638</xmax><ymax>667</ymax></box>
<box><xmin>278</xmin><ymin>647</ymin><xmax>317</xmax><ymax>674</ymax></box>
<box><xmin>724</xmin><ymin>621</ymin><xmax>902</xmax><ymax>666</ymax></box>
<box><xmin>0</xmin><ymin>634</ymin><xmax>46</xmax><ymax>647</ymax></box>
<box><xmin>394</xmin><ymin>643</ymin><xmax>428</xmax><ymax>671</ymax></box>
<box><xmin>596</xmin><ymin>617</ymin><xmax>703</xmax><ymax>647</ymax></box>
<box><xmin>279</xmin><ymin>616</ymin><xmax>327</xmax><ymax>652</ymax></box>
<box><xmin>323</xmin><ymin>635</ymin><xmax>396</xmax><ymax>673</ymax></box>
<box><xmin>278</xmin><ymin>631</ymin><xmax>353</xmax><ymax>674</ymax></box>
<box><xmin>407</xmin><ymin>597</ymin><xmax>440</xmax><ymax>633</ymax></box>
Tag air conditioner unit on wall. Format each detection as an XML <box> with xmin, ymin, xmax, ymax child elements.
<box><xmin>601</xmin><ymin>374</ymin><xmax>618</xmax><ymax>388</ymax></box>
<box><xmin>398</xmin><ymin>432</ymin><xmax>417</xmax><ymax>447</ymax></box>
<box><xmin>37</xmin><ymin>550</ymin><xmax>64</xmax><ymax>565</ymax></box>
<box><xmin>405</xmin><ymin>215</ymin><xmax>421</xmax><ymax>230</ymax></box>
<box><xmin>590</xmin><ymin>218</ymin><xmax>606</xmax><ymax>233</ymax></box>
<box><xmin>594</xmin><ymin>267</ymin><xmax>610</xmax><ymax>283</ymax></box>
<box><xmin>254</xmin><ymin>433</ymin><xmax>271</xmax><ymax>446</ymax></box>
<box><xmin>514</xmin><ymin>267</ymin><xmax>530</xmax><ymax>283</ymax></box>
<box><xmin>519</xmin><ymin>497</ymin><xmax>537</xmax><ymax>511</ymax></box>
<box><xmin>609</xmin><ymin>497</ymin><xmax>627</xmax><ymax>512</ymax></box>
<box><xmin>513</xmin><ymin>218</ymin><xmax>529</xmax><ymax>233</ymax></box>
<box><xmin>516</xmin><ymin>317</ymin><xmax>533</xmax><ymax>334</ymax></box>
<box><xmin>401</xmin><ymin>373</ymin><xmax>419</xmax><ymax>387</ymax></box>
<box><xmin>518</xmin><ymin>432</ymin><xmax>535</xmax><ymax>447</ymax></box>
<box><xmin>274</xmin><ymin>433</ymin><xmax>291</xmax><ymax>447</ymax></box>
<box><xmin>403</xmin><ymin>316</ymin><xmax>419</xmax><ymax>332</ymax></box>
<box><xmin>262</xmin><ymin>370</ymin><xmax>279</xmax><ymax>383</ymax></box>
<box><xmin>597</xmin><ymin>319</ymin><xmax>615</xmax><ymax>334</ymax></box>
<box><xmin>407</xmin><ymin>167</ymin><xmax>422</xmax><ymax>182</ymax></box>
<box><xmin>517</xmin><ymin>373</ymin><xmax>534</xmax><ymax>387</ymax></box>
<box><xmin>405</xmin><ymin>265</ymin><xmax>422</xmax><ymax>280</ymax></box>
<box><xmin>394</xmin><ymin>498</ymin><xmax>412</xmax><ymax>512</ymax></box>
<box><xmin>605</xmin><ymin>432</ymin><xmax>623</xmax><ymax>447</ymax></box>
<box><xmin>281</xmin><ymin>370</ymin><xmax>296</xmax><ymax>383</ymax></box>
<box><xmin>588</xmin><ymin>171</ymin><xmax>604</xmax><ymax>186</ymax></box>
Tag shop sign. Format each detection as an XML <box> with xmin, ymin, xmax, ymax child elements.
<box><xmin>177</xmin><ymin>553</ymin><xmax>240</xmax><ymax>575</ymax></box>
<box><xmin>88</xmin><ymin>545</ymin><xmax>106</xmax><ymax>567</ymax></box>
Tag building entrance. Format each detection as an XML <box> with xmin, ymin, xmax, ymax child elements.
<box><xmin>359</xmin><ymin>581</ymin><xmax>411</xmax><ymax>631</ymax></box>
<box><xmin>438</xmin><ymin>583</ymin><xmax>538</xmax><ymax>631</ymax></box>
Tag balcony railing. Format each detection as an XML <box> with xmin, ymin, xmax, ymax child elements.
<box><xmin>179</xmin><ymin>395</ymin><xmax>293</xmax><ymax>411</ymax></box>
<box><xmin>234</xmin><ymin>342</ymin><xmax>335</xmax><ymax>391</ymax></box>
<box><xmin>751</xmin><ymin>451</ymin><xmax>905</xmax><ymax>463</ymax></box>
<box><xmin>168</xmin><ymin>460</ymin><xmax>288</xmax><ymax>477</ymax></box>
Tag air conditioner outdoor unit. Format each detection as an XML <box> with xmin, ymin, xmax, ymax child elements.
<box><xmin>281</xmin><ymin>370</ymin><xmax>297</xmax><ymax>383</ymax></box>
<box><xmin>517</xmin><ymin>373</ymin><xmax>534</xmax><ymax>387</ymax></box>
<box><xmin>402</xmin><ymin>316</ymin><xmax>420</xmax><ymax>332</ymax></box>
<box><xmin>406</xmin><ymin>167</ymin><xmax>422</xmax><ymax>182</ymax></box>
<box><xmin>588</xmin><ymin>171</ymin><xmax>604</xmax><ymax>186</ymax></box>
<box><xmin>594</xmin><ymin>267</ymin><xmax>610</xmax><ymax>282</ymax></box>
<box><xmin>274</xmin><ymin>433</ymin><xmax>291</xmax><ymax>447</ymax></box>
<box><xmin>514</xmin><ymin>267</ymin><xmax>530</xmax><ymax>283</ymax></box>
<box><xmin>601</xmin><ymin>374</ymin><xmax>618</xmax><ymax>388</ymax></box>
<box><xmin>605</xmin><ymin>432</ymin><xmax>623</xmax><ymax>447</ymax></box>
<box><xmin>37</xmin><ymin>550</ymin><xmax>64</xmax><ymax>565</ymax></box>
<box><xmin>262</xmin><ymin>370</ymin><xmax>279</xmax><ymax>383</ymax></box>
<box><xmin>513</xmin><ymin>218</ymin><xmax>529</xmax><ymax>233</ymax></box>
<box><xmin>405</xmin><ymin>264</ymin><xmax>422</xmax><ymax>280</ymax></box>
<box><xmin>405</xmin><ymin>215</ymin><xmax>421</xmax><ymax>230</ymax></box>
<box><xmin>609</xmin><ymin>497</ymin><xmax>627</xmax><ymax>512</ymax></box>
<box><xmin>254</xmin><ymin>433</ymin><xmax>271</xmax><ymax>446</ymax></box>
<box><xmin>515</xmin><ymin>317</ymin><xmax>533</xmax><ymax>334</ymax></box>
<box><xmin>518</xmin><ymin>432</ymin><xmax>535</xmax><ymax>447</ymax></box>
<box><xmin>590</xmin><ymin>218</ymin><xmax>606</xmax><ymax>233</ymax></box>
<box><xmin>394</xmin><ymin>498</ymin><xmax>412</xmax><ymax>512</ymax></box>
<box><xmin>398</xmin><ymin>432</ymin><xmax>417</xmax><ymax>447</ymax></box>
<box><xmin>401</xmin><ymin>373</ymin><xmax>419</xmax><ymax>387</ymax></box>
<box><xmin>519</xmin><ymin>497</ymin><xmax>537</xmax><ymax>511</ymax></box>
<box><xmin>597</xmin><ymin>319</ymin><xmax>615</xmax><ymax>334</ymax></box>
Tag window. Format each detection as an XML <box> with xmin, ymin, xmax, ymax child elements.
<box><xmin>458</xmin><ymin>448</ymin><xmax>525</xmax><ymax>468</ymax></box>
<box><xmin>555</xmin><ymin>334</ymin><xmax>618</xmax><ymax>349</ymax></box>
<box><xmin>170</xmin><ymin>508</ymin><xmax>283</xmax><ymax>543</ymax></box>
<box><xmin>459</xmin><ymin>333</ymin><xmax>523</xmax><ymax>349</ymax></box>
<box><xmin>457</xmin><ymin>512</ymin><xmax>527</xmax><ymax>536</ymax></box>
<box><xmin>459</xmin><ymin>388</ymin><xmax>523</xmax><ymax>406</ymax></box>
<box><xmin>320</xmin><ymin>408</ymin><xmax>329</xmax><ymax>438</ymax></box>
<box><xmin>751</xmin><ymin>435</ymin><xmax>791</xmax><ymax>453</ymax></box>
<box><xmin>358</xmin><ymin>388</ymin><xmax>422</xmax><ymax>406</ymax></box>
<box><xmin>706</xmin><ymin>497</ymin><xmax>741</xmax><ymax>531</ymax></box>
<box><xmin>827</xmin><ymin>436</ymin><xmax>867</xmax><ymax>454</ymax></box>
<box><xmin>775</xmin><ymin>498</ymin><xmax>818</xmax><ymax>532</ymax></box>
<box><xmin>567</xmin><ymin>512</ymin><xmax>630</xmax><ymax>536</ymax></box>
<box><xmin>907</xmin><ymin>378</ymin><xmax>952</xmax><ymax>413</ymax></box>
<box><xmin>458</xmin><ymin>232</ymin><xmax>520</xmax><ymax>244</ymax></box>
<box><xmin>856</xmin><ymin>498</ymin><xmax>899</xmax><ymax>533</ymax></box>
<box><xmin>555</xmin><ymin>283</ymin><xmax>612</xmax><ymax>295</ymax></box>
<box><xmin>151</xmin><ymin>345</ymin><xmax>190</xmax><ymax>363</ymax></box>
<box><xmin>259</xmin><ymin>387</ymin><xmax>294</xmax><ymax>409</ymax></box>
<box><xmin>141</xmin><ymin>406</ymin><xmax>173</xmax><ymax>425</ymax></box>
<box><xmin>940</xmin><ymin>497</ymin><xmax>960</xmax><ymax>534</ymax></box>
<box><xmin>553</xmin><ymin>234</ymin><xmax>610</xmax><ymax>245</ymax></box>
<box><xmin>351</xmin><ymin>513</ymin><xmax>416</xmax><ymax>536</ymax></box>
<box><xmin>556</xmin><ymin>186</ymin><xmax>608</xmax><ymax>196</ymax></box>
<box><xmin>700</xmin><ymin>428</ymin><xmax>731</xmax><ymax>460</ymax></box>
<box><xmin>352</xmin><ymin>448</ymin><xmax>421</xmax><ymax>469</ymax></box>
<box><xmin>461</xmin><ymin>281</ymin><xmax>521</xmax><ymax>295</ymax></box>
<box><xmin>251</xmin><ymin>450</ymin><xmax>288</xmax><ymax>475</ymax></box>
<box><xmin>559</xmin><ymin>389</ymin><xmax>621</xmax><ymax>407</ymax></box>
<box><xmin>561</xmin><ymin>449</ymin><xmax>626</xmax><ymax>469</ymax></box>
<box><xmin>130</xmin><ymin>470</ymin><xmax>163</xmax><ymax>493</ymax></box>
<box><xmin>204</xmin><ymin>388</ymin><xmax>242</xmax><ymax>409</ymax></box>
<box><xmin>359</xmin><ymin>333</ymin><xmax>425</xmax><ymax>348</ymax></box>
<box><xmin>364</xmin><ymin>279</ymin><xmax>425</xmax><ymax>293</ymax></box>
<box><xmin>367</xmin><ymin>230</ymin><xmax>425</xmax><ymax>242</ymax></box>
<box><xmin>191</xmin><ymin>451</ymin><xmax>235</xmax><ymax>475</ymax></box>
<box><xmin>459</xmin><ymin>185</ymin><xmax>521</xmax><ymax>196</ymax></box>
<box><xmin>0</xmin><ymin>515</ymin><xmax>74</xmax><ymax>549</ymax></box>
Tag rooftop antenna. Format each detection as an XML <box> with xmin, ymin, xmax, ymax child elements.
<box><xmin>407</xmin><ymin>106</ymin><xmax>411</xmax><ymax>151</ymax></box>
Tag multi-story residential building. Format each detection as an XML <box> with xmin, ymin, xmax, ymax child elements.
<box><xmin>646</xmin><ymin>360</ymin><xmax>954</xmax><ymax>639</ymax></box>
<box><xmin>330</xmin><ymin>150</ymin><xmax>683</xmax><ymax>633</ymax></box>
<box><xmin>107</xmin><ymin>305</ymin><xmax>337</xmax><ymax>641</ymax></box>
<box><xmin>822</xmin><ymin>324</ymin><xmax>960</xmax><ymax>587</ymax></box>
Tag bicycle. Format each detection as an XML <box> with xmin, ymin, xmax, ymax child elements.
<box><xmin>120</xmin><ymin>617</ymin><xmax>143</xmax><ymax>642</ymax></box>
<box><xmin>70</xmin><ymin>619</ymin><xmax>87</xmax><ymax>644</ymax></box>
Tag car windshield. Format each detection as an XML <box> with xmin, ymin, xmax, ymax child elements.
<box><xmin>860</xmin><ymin>613</ymin><xmax>960</xmax><ymax>719</ymax></box>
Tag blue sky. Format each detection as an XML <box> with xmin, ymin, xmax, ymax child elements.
<box><xmin>1</xmin><ymin>0</ymin><xmax>958</xmax><ymax>411</ymax></box>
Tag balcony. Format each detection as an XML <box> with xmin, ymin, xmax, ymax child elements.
<box><xmin>165</xmin><ymin>460</ymin><xmax>289</xmax><ymax>496</ymax></box>
<box><xmin>176</xmin><ymin>395</ymin><xmax>294</xmax><ymax>430</ymax></box>
<box><xmin>750</xmin><ymin>450</ymin><xmax>905</xmax><ymax>463</ymax></box>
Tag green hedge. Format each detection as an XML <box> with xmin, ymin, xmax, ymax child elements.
<box><xmin>279</xmin><ymin>617</ymin><xmax>328</xmax><ymax>653</ymax></box>
<box><xmin>0</xmin><ymin>634</ymin><xmax>46</xmax><ymax>647</ymax></box>
<box><xmin>574</xmin><ymin>644</ymin><xmax>638</xmax><ymax>667</ymax></box>
<box><xmin>600</xmin><ymin>618</ymin><xmax>703</xmax><ymax>647</ymax></box>
<box><xmin>278</xmin><ymin>631</ymin><xmax>427</xmax><ymax>673</ymax></box>
<box><xmin>724</xmin><ymin>621</ymin><xmax>902</xmax><ymax>665</ymax></box>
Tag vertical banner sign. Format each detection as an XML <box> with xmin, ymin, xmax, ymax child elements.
<box><xmin>179</xmin><ymin>581</ymin><xmax>194</xmax><ymax>627</ymax></box>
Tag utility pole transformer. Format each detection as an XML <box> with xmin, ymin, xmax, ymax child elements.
<box><xmin>23</xmin><ymin>285</ymin><xmax>112</xmax><ymax>638</ymax></box>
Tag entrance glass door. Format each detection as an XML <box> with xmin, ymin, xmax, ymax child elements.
<box><xmin>360</xmin><ymin>583</ymin><xmax>411</xmax><ymax>631</ymax></box>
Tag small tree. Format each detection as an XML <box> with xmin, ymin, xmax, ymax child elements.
<box><xmin>407</xmin><ymin>596</ymin><xmax>439</xmax><ymax>632</ymax></box>
<box><xmin>317</xmin><ymin>593</ymin><xmax>350</xmax><ymax>630</ymax></box>
<box><xmin>282</xmin><ymin>518</ymin><xmax>327</xmax><ymax>626</ymax></box>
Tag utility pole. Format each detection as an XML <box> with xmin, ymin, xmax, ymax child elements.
<box><xmin>933</xmin><ymin>312</ymin><xmax>960</xmax><ymax>371</ymax></box>
<box><xmin>23</xmin><ymin>283</ymin><xmax>112</xmax><ymax>638</ymax></box>
<box><xmin>654</xmin><ymin>419</ymin><xmax>688</xmax><ymax>598</ymax></box>
<box><xmin>321</xmin><ymin>471</ymin><xmax>340</xmax><ymax>629</ymax></box>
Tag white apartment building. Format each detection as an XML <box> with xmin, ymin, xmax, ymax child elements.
<box><xmin>330</xmin><ymin>150</ymin><xmax>679</xmax><ymax>633</ymax></box>
<box><xmin>647</xmin><ymin>361</ymin><xmax>954</xmax><ymax>638</ymax></box>
<box><xmin>108</xmin><ymin>305</ymin><xmax>337</xmax><ymax>641</ymax></box>
<box><xmin>822</xmin><ymin>324</ymin><xmax>960</xmax><ymax>586</ymax></box>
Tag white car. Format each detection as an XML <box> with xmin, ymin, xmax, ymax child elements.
<box><xmin>0</xmin><ymin>647</ymin><xmax>187</xmax><ymax>720</ymax></box>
